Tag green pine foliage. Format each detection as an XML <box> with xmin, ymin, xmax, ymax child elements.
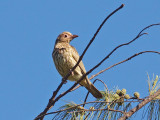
<box><xmin>52</xmin><ymin>74</ymin><xmax>160</xmax><ymax>120</ymax></box>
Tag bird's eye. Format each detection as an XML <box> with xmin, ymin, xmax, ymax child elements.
<box><xmin>64</xmin><ymin>35</ymin><xmax>68</xmax><ymax>38</ymax></box>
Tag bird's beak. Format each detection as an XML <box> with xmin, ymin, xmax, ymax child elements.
<box><xmin>72</xmin><ymin>35</ymin><xmax>79</xmax><ymax>39</ymax></box>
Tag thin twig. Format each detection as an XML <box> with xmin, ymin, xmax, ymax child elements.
<box><xmin>84</xmin><ymin>113</ymin><xmax>91</xmax><ymax>120</ymax></box>
<box><xmin>68</xmin><ymin>108</ymin><xmax>124</xmax><ymax>114</ymax></box>
<box><xmin>95</xmin><ymin>79</ymin><xmax>108</xmax><ymax>89</ymax></box>
<box><xmin>44</xmin><ymin>100</ymin><xmax>143</xmax><ymax>116</ymax></box>
<box><xmin>89</xmin><ymin>23</ymin><xmax>160</xmax><ymax>81</ymax></box>
<box><xmin>118</xmin><ymin>89</ymin><xmax>160</xmax><ymax>120</ymax></box>
<box><xmin>138</xmin><ymin>23</ymin><xmax>160</xmax><ymax>36</ymax></box>
<box><xmin>90</xmin><ymin>51</ymin><xmax>160</xmax><ymax>80</ymax></box>
<box><xmin>83</xmin><ymin>79</ymin><xmax>108</xmax><ymax>107</ymax></box>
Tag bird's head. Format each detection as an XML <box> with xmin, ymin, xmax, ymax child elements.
<box><xmin>56</xmin><ymin>31</ymin><xmax>78</xmax><ymax>43</ymax></box>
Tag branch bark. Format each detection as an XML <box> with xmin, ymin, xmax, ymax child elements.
<box><xmin>118</xmin><ymin>89</ymin><xmax>160</xmax><ymax>120</ymax></box>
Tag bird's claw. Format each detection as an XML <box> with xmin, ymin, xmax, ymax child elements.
<box><xmin>70</xmin><ymin>69</ymin><xmax>74</xmax><ymax>76</ymax></box>
<box><xmin>62</xmin><ymin>78</ymin><xmax>67</xmax><ymax>84</ymax></box>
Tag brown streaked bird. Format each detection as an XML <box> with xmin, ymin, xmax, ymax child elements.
<box><xmin>52</xmin><ymin>31</ymin><xmax>102</xmax><ymax>98</ymax></box>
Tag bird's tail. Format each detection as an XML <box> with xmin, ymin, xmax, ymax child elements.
<box><xmin>80</xmin><ymin>80</ymin><xmax>103</xmax><ymax>98</ymax></box>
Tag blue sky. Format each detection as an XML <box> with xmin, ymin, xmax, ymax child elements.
<box><xmin>0</xmin><ymin>0</ymin><xmax>160</xmax><ymax>120</ymax></box>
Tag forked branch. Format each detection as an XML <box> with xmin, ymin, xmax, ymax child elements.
<box><xmin>34</xmin><ymin>4</ymin><xmax>124</xmax><ymax>120</ymax></box>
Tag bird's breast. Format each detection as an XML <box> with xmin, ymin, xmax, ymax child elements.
<box><xmin>52</xmin><ymin>47</ymin><xmax>73</xmax><ymax>77</ymax></box>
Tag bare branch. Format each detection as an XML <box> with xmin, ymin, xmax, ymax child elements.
<box><xmin>50</xmin><ymin>3</ymin><xmax>124</xmax><ymax>107</ymax></box>
<box><xmin>118</xmin><ymin>89</ymin><xmax>160</xmax><ymax>120</ymax></box>
<box><xmin>90</xmin><ymin>51</ymin><xmax>160</xmax><ymax>80</ymax></box>
<box><xmin>66</xmin><ymin>3</ymin><xmax>124</xmax><ymax>80</ymax></box>
<box><xmin>68</xmin><ymin>108</ymin><xmax>125</xmax><ymax>114</ymax></box>
<box><xmin>70</xmin><ymin>50</ymin><xmax>160</xmax><ymax>93</ymax></box>
<box><xmin>138</xmin><ymin>23</ymin><xmax>160</xmax><ymax>36</ymax></box>
<box><xmin>95</xmin><ymin>79</ymin><xmax>108</xmax><ymax>90</ymax></box>
<box><xmin>88</xmin><ymin>23</ymin><xmax>160</xmax><ymax>81</ymax></box>
<box><xmin>69</xmin><ymin>23</ymin><xmax>160</xmax><ymax>93</ymax></box>
<box><xmin>34</xmin><ymin>4</ymin><xmax>124</xmax><ymax>120</ymax></box>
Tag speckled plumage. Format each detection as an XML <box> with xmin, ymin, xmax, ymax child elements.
<box><xmin>52</xmin><ymin>32</ymin><xmax>102</xmax><ymax>98</ymax></box>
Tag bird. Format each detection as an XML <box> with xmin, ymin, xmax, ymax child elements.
<box><xmin>52</xmin><ymin>31</ymin><xmax>102</xmax><ymax>98</ymax></box>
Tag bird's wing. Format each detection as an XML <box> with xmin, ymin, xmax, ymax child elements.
<box><xmin>71</xmin><ymin>46</ymin><xmax>91</xmax><ymax>87</ymax></box>
<box><xmin>71</xmin><ymin>46</ymin><xmax>87</xmax><ymax>75</ymax></box>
